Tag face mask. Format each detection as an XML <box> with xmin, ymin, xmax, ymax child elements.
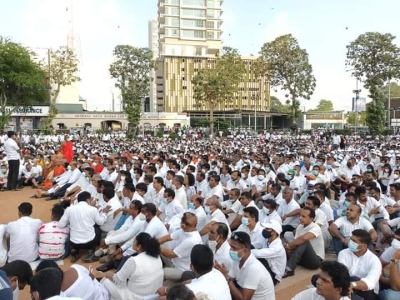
<box><xmin>263</xmin><ymin>206</ymin><xmax>270</xmax><ymax>215</ymax></box>
<box><xmin>395</xmin><ymin>174</ymin><xmax>399</xmax><ymax>180</ymax></box>
<box><xmin>1</xmin><ymin>169</ymin><xmax>6</xmax><ymax>174</ymax></box>
<box><xmin>204</xmin><ymin>206</ymin><xmax>211</xmax><ymax>214</ymax></box>
<box><xmin>241</xmin><ymin>217</ymin><xmax>249</xmax><ymax>226</ymax></box>
<box><xmin>188</xmin><ymin>203</ymin><xmax>195</xmax><ymax>210</ymax></box>
<box><xmin>121</xmin><ymin>176</ymin><xmax>126</xmax><ymax>181</ymax></box>
<box><xmin>162</xmin><ymin>198</ymin><xmax>168</xmax><ymax>205</ymax></box>
<box><xmin>312</xmin><ymin>170</ymin><xmax>318</xmax><ymax>176</ymax></box>
<box><xmin>385</xmin><ymin>169</ymin><xmax>390</xmax><ymax>173</ymax></box>
<box><xmin>229</xmin><ymin>249</ymin><xmax>243</xmax><ymax>262</ymax></box>
<box><xmin>258</xmin><ymin>175</ymin><xmax>265</xmax><ymax>180</ymax></box>
<box><xmin>208</xmin><ymin>238</ymin><xmax>219</xmax><ymax>253</ymax></box>
<box><xmin>343</xmin><ymin>201</ymin><xmax>351</xmax><ymax>209</ymax></box>
<box><xmin>366</xmin><ymin>168</ymin><xmax>372</xmax><ymax>172</ymax></box>
<box><xmin>348</xmin><ymin>239</ymin><xmax>360</xmax><ymax>253</ymax></box>
<box><xmin>285</xmin><ymin>175</ymin><xmax>292</xmax><ymax>181</ymax></box>
<box><xmin>392</xmin><ymin>239</ymin><xmax>400</xmax><ymax>250</ymax></box>
<box><xmin>265</xmin><ymin>167</ymin><xmax>270</xmax><ymax>172</ymax></box>
<box><xmin>68</xmin><ymin>166</ymin><xmax>72</xmax><ymax>170</ymax></box>
<box><xmin>138</xmin><ymin>213</ymin><xmax>146</xmax><ymax>221</ymax></box>
<box><xmin>13</xmin><ymin>279</ymin><xmax>19</xmax><ymax>300</ymax></box>
<box><xmin>241</xmin><ymin>173</ymin><xmax>245</xmax><ymax>178</ymax></box>
<box><xmin>262</xmin><ymin>230</ymin><xmax>272</xmax><ymax>239</ymax></box>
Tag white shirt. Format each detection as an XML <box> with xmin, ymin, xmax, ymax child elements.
<box><xmin>214</xmin><ymin>240</ymin><xmax>232</xmax><ymax>272</ymax></box>
<box><xmin>292</xmin><ymin>287</ymin><xmax>350</xmax><ymax>300</ymax></box>
<box><xmin>295</xmin><ymin>222</ymin><xmax>325</xmax><ymax>260</ymax></box>
<box><xmin>186</xmin><ymin>269</ymin><xmax>231</xmax><ymax>300</ymax></box>
<box><xmin>38</xmin><ymin>221</ymin><xmax>69</xmax><ymax>259</ymax></box>
<box><xmin>107</xmin><ymin>216</ymin><xmax>145</xmax><ymax>252</ymax></box>
<box><xmin>338</xmin><ymin>249</ymin><xmax>381</xmax><ymax>294</ymax></box>
<box><xmin>159</xmin><ymin>199</ymin><xmax>185</xmax><ymax>225</ymax></box>
<box><xmin>201</xmin><ymin>184</ymin><xmax>224</xmax><ymax>201</ymax></box>
<box><xmin>236</xmin><ymin>222</ymin><xmax>265</xmax><ymax>249</ymax></box>
<box><xmin>333</xmin><ymin>216</ymin><xmax>374</xmax><ymax>240</ymax></box>
<box><xmin>59</xmin><ymin>202</ymin><xmax>107</xmax><ymax>244</ymax></box>
<box><xmin>226</xmin><ymin>179</ymin><xmax>248</xmax><ymax>192</ymax></box>
<box><xmin>99</xmin><ymin>196</ymin><xmax>123</xmax><ymax>232</ymax></box>
<box><xmin>171</xmin><ymin>229</ymin><xmax>203</xmax><ymax>271</ymax></box>
<box><xmin>175</xmin><ymin>186</ymin><xmax>188</xmax><ymax>209</ymax></box>
<box><xmin>143</xmin><ymin>216</ymin><xmax>169</xmax><ymax>239</ymax></box>
<box><xmin>7</xmin><ymin>216</ymin><xmax>42</xmax><ymax>262</ymax></box>
<box><xmin>252</xmin><ymin>238</ymin><xmax>286</xmax><ymax>282</ymax></box>
<box><xmin>0</xmin><ymin>225</ymin><xmax>7</xmax><ymax>267</ymax></box>
<box><xmin>260</xmin><ymin>210</ymin><xmax>282</xmax><ymax>225</ymax></box>
<box><xmin>277</xmin><ymin>199</ymin><xmax>300</xmax><ymax>228</ymax></box>
<box><xmin>4</xmin><ymin>138</ymin><xmax>20</xmax><ymax>160</ymax></box>
<box><xmin>67</xmin><ymin>168</ymin><xmax>82</xmax><ymax>184</ymax></box>
<box><xmin>228</xmin><ymin>253</ymin><xmax>276</xmax><ymax>300</ymax></box>
<box><xmin>319</xmin><ymin>201</ymin><xmax>334</xmax><ymax>223</ymax></box>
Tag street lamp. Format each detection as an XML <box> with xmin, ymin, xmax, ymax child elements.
<box><xmin>252</xmin><ymin>94</ymin><xmax>259</xmax><ymax>132</ymax></box>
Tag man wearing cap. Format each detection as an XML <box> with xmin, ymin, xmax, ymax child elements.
<box><xmin>252</xmin><ymin>220</ymin><xmax>286</xmax><ymax>285</ymax></box>
<box><xmin>4</xmin><ymin>131</ymin><xmax>21</xmax><ymax>191</ymax></box>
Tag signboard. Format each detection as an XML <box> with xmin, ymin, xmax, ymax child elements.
<box><xmin>352</xmin><ymin>97</ymin><xmax>366</xmax><ymax>112</ymax></box>
<box><xmin>0</xmin><ymin>106</ymin><xmax>49</xmax><ymax>116</ymax></box>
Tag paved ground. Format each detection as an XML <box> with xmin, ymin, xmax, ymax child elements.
<box><xmin>1</xmin><ymin>188</ymin><xmax>320</xmax><ymax>300</ymax></box>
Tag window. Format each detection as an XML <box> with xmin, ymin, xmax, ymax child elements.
<box><xmin>206</xmin><ymin>9</ymin><xmax>219</xmax><ymax>18</ymax></box>
<box><xmin>182</xmin><ymin>77</ymin><xmax>185</xmax><ymax>80</ymax></box>
<box><xmin>166</xmin><ymin>0</ymin><xmax>179</xmax><ymax>4</ymax></box>
<box><xmin>182</xmin><ymin>0</ymin><xmax>205</xmax><ymax>6</ymax></box>
<box><xmin>181</xmin><ymin>30</ymin><xmax>205</xmax><ymax>39</ymax></box>
<box><xmin>195</xmin><ymin>46</ymin><xmax>202</xmax><ymax>55</ymax></box>
<box><xmin>166</xmin><ymin>7</ymin><xmax>179</xmax><ymax>16</ymax></box>
<box><xmin>183</xmin><ymin>86</ymin><xmax>187</xmax><ymax>90</ymax></box>
<box><xmin>194</xmin><ymin>30</ymin><xmax>204</xmax><ymax>38</ymax></box>
<box><xmin>182</xmin><ymin>8</ymin><xmax>205</xmax><ymax>17</ymax></box>
<box><xmin>182</xmin><ymin>68</ymin><xmax>185</xmax><ymax>71</ymax></box>
<box><xmin>207</xmin><ymin>31</ymin><xmax>214</xmax><ymax>39</ymax></box>
<box><xmin>182</xmin><ymin>19</ymin><xmax>205</xmax><ymax>28</ymax></box>
<box><xmin>206</xmin><ymin>21</ymin><xmax>214</xmax><ymax>28</ymax></box>
<box><xmin>166</xmin><ymin>17</ymin><xmax>180</xmax><ymax>26</ymax></box>
<box><xmin>207</xmin><ymin>0</ymin><xmax>215</xmax><ymax>8</ymax></box>
<box><xmin>166</xmin><ymin>28</ymin><xmax>179</xmax><ymax>37</ymax></box>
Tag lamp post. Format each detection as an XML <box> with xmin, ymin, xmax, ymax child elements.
<box><xmin>388</xmin><ymin>80</ymin><xmax>391</xmax><ymax>130</ymax></box>
<box><xmin>252</xmin><ymin>94</ymin><xmax>259</xmax><ymax>132</ymax></box>
<box><xmin>352</xmin><ymin>79</ymin><xmax>361</xmax><ymax>136</ymax></box>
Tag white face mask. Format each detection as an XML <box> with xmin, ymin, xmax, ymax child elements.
<box><xmin>394</xmin><ymin>174</ymin><xmax>399</xmax><ymax>180</ymax></box>
<box><xmin>92</xmin><ymin>162</ymin><xmax>97</xmax><ymax>167</ymax></box>
<box><xmin>208</xmin><ymin>238</ymin><xmax>219</xmax><ymax>253</ymax></box>
<box><xmin>67</xmin><ymin>166</ymin><xmax>72</xmax><ymax>170</ymax></box>
<box><xmin>392</xmin><ymin>238</ymin><xmax>400</xmax><ymax>250</ymax></box>
<box><xmin>121</xmin><ymin>176</ymin><xmax>126</xmax><ymax>181</ymax></box>
<box><xmin>13</xmin><ymin>279</ymin><xmax>19</xmax><ymax>300</ymax></box>
<box><xmin>138</xmin><ymin>213</ymin><xmax>146</xmax><ymax>221</ymax></box>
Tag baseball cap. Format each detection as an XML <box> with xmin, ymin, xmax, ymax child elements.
<box><xmin>261</xmin><ymin>220</ymin><xmax>282</xmax><ymax>235</ymax></box>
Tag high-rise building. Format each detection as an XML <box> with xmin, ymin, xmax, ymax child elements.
<box><xmin>157</xmin><ymin>0</ymin><xmax>223</xmax><ymax>58</ymax></box>
<box><xmin>148</xmin><ymin>19</ymin><xmax>160</xmax><ymax>112</ymax></box>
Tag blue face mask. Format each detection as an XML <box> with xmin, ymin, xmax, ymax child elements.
<box><xmin>312</xmin><ymin>170</ymin><xmax>318</xmax><ymax>176</ymax></box>
<box><xmin>348</xmin><ymin>239</ymin><xmax>360</xmax><ymax>253</ymax></box>
<box><xmin>262</xmin><ymin>230</ymin><xmax>272</xmax><ymax>239</ymax></box>
<box><xmin>229</xmin><ymin>249</ymin><xmax>244</xmax><ymax>262</ymax></box>
<box><xmin>204</xmin><ymin>206</ymin><xmax>211</xmax><ymax>214</ymax></box>
<box><xmin>241</xmin><ymin>217</ymin><xmax>249</xmax><ymax>226</ymax></box>
<box><xmin>188</xmin><ymin>203</ymin><xmax>195</xmax><ymax>210</ymax></box>
<box><xmin>343</xmin><ymin>201</ymin><xmax>351</xmax><ymax>209</ymax></box>
<box><xmin>162</xmin><ymin>198</ymin><xmax>168</xmax><ymax>205</ymax></box>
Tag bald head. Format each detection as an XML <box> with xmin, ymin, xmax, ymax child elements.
<box><xmin>182</xmin><ymin>212</ymin><xmax>198</xmax><ymax>230</ymax></box>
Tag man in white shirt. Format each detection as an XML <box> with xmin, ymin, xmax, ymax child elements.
<box><xmin>207</xmin><ymin>222</ymin><xmax>232</xmax><ymax>271</ymax></box>
<box><xmin>7</xmin><ymin>202</ymin><xmax>43</xmax><ymax>263</ymax></box>
<box><xmin>201</xmin><ymin>174</ymin><xmax>224</xmax><ymax>202</ymax></box>
<box><xmin>283</xmin><ymin>207</ymin><xmax>324</xmax><ymax>278</ymax></box>
<box><xmin>159</xmin><ymin>212</ymin><xmax>203</xmax><ymax>281</ymax></box>
<box><xmin>337</xmin><ymin>229</ymin><xmax>381</xmax><ymax>299</ymax></box>
<box><xmin>173</xmin><ymin>175</ymin><xmax>188</xmax><ymax>209</ymax></box>
<box><xmin>98</xmin><ymin>187</ymin><xmax>123</xmax><ymax>234</ymax></box>
<box><xmin>157</xmin><ymin>188</ymin><xmax>185</xmax><ymax>229</ymax></box>
<box><xmin>292</xmin><ymin>260</ymin><xmax>351</xmax><ymax>300</ymax></box>
<box><xmin>59</xmin><ymin>191</ymin><xmax>111</xmax><ymax>263</ymax></box>
<box><xmin>4</xmin><ymin>131</ymin><xmax>21</xmax><ymax>191</ymax></box>
<box><xmin>235</xmin><ymin>207</ymin><xmax>264</xmax><ymax>249</ymax></box>
<box><xmin>18</xmin><ymin>163</ymin><xmax>39</xmax><ymax>188</ymax></box>
<box><xmin>252</xmin><ymin>220</ymin><xmax>286</xmax><ymax>285</ymax></box>
<box><xmin>49</xmin><ymin>162</ymin><xmax>81</xmax><ymax>200</ymax></box>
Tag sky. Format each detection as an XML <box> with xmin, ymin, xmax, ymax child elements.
<box><xmin>1</xmin><ymin>0</ymin><xmax>400</xmax><ymax>112</ymax></box>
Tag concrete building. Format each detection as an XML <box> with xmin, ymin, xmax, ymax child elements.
<box><xmin>300</xmin><ymin>111</ymin><xmax>346</xmax><ymax>130</ymax></box>
<box><xmin>148</xmin><ymin>19</ymin><xmax>160</xmax><ymax>112</ymax></box>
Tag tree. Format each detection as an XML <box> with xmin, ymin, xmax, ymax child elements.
<box><xmin>308</xmin><ymin>99</ymin><xmax>334</xmax><ymax>112</ymax></box>
<box><xmin>270</xmin><ymin>96</ymin><xmax>291</xmax><ymax>114</ymax></box>
<box><xmin>192</xmin><ymin>46</ymin><xmax>245</xmax><ymax>134</ymax></box>
<box><xmin>0</xmin><ymin>37</ymin><xmax>47</xmax><ymax>130</ymax></box>
<box><xmin>261</xmin><ymin>34</ymin><xmax>316</xmax><ymax>119</ymax></box>
<box><xmin>39</xmin><ymin>46</ymin><xmax>80</xmax><ymax>132</ymax></box>
<box><xmin>346</xmin><ymin>32</ymin><xmax>400</xmax><ymax>134</ymax></box>
<box><xmin>346</xmin><ymin>111</ymin><xmax>367</xmax><ymax>126</ymax></box>
<box><xmin>381</xmin><ymin>82</ymin><xmax>400</xmax><ymax>98</ymax></box>
<box><xmin>109</xmin><ymin>46</ymin><xmax>155</xmax><ymax>135</ymax></box>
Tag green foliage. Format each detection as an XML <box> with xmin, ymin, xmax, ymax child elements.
<box><xmin>0</xmin><ymin>37</ymin><xmax>47</xmax><ymax>130</ymax></box>
<box><xmin>40</xmin><ymin>46</ymin><xmax>80</xmax><ymax>130</ymax></box>
<box><xmin>366</xmin><ymin>100</ymin><xmax>386</xmax><ymax>135</ymax></box>
<box><xmin>346</xmin><ymin>32</ymin><xmax>400</xmax><ymax>134</ymax></box>
<box><xmin>261</xmin><ymin>34</ymin><xmax>316</xmax><ymax>118</ymax></box>
<box><xmin>214</xmin><ymin>118</ymin><xmax>232</xmax><ymax>130</ymax></box>
<box><xmin>308</xmin><ymin>99</ymin><xmax>334</xmax><ymax>112</ymax></box>
<box><xmin>110</xmin><ymin>46</ymin><xmax>155</xmax><ymax>136</ymax></box>
<box><xmin>381</xmin><ymin>82</ymin><xmax>400</xmax><ymax>98</ymax></box>
<box><xmin>346</xmin><ymin>111</ymin><xmax>367</xmax><ymax>126</ymax></box>
<box><xmin>192</xmin><ymin>46</ymin><xmax>245</xmax><ymax>134</ymax></box>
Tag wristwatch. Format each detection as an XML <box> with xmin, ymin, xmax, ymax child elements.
<box><xmin>391</xmin><ymin>259</ymin><xmax>400</xmax><ymax>264</ymax></box>
<box><xmin>351</xmin><ymin>282</ymin><xmax>357</xmax><ymax>288</ymax></box>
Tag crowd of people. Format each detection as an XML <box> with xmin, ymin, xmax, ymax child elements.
<box><xmin>0</xmin><ymin>128</ymin><xmax>400</xmax><ymax>299</ymax></box>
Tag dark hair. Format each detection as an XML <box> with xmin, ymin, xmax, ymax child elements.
<box><xmin>231</xmin><ymin>231</ymin><xmax>252</xmax><ymax>249</ymax></box>
<box><xmin>77</xmin><ymin>191</ymin><xmax>91</xmax><ymax>202</ymax></box>
<box><xmin>263</xmin><ymin>199</ymin><xmax>277</xmax><ymax>209</ymax></box>
<box><xmin>51</xmin><ymin>205</ymin><xmax>65</xmax><ymax>220</ymax></box>
<box><xmin>186</xmin><ymin>173</ymin><xmax>195</xmax><ymax>186</ymax></box>
<box><xmin>243</xmin><ymin>207</ymin><xmax>259</xmax><ymax>222</ymax></box>
<box><xmin>240</xmin><ymin>191</ymin><xmax>252</xmax><ymax>201</ymax></box>
<box><xmin>313</xmin><ymin>190</ymin><xmax>325</xmax><ymax>200</ymax></box>
<box><xmin>135</xmin><ymin>182</ymin><xmax>148</xmax><ymax>193</ymax></box>
<box><xmin>101</xmin><ymin>181</ymin><xmax>115</xmax><ymax>189</ymax></box>
<box><xmin>135</xmin><ymin>232</ymin><xmax>160</xmax><ymax>258</ymax></box>
<box><xmin>164</xmin><ymin>188</ymin><xmax>175</xmax><ymax>199</ymax></box>
<box><xmin>354</xmin><ymin>186</ymin><xmax>367</xmax><ymax>196</ymax></box>
<box><xmin>7</xmin><ymin>131</ymin><xmax>15</xmax><ymax>138</ymax></box>
<box><xmin>142</xmin><ymin>203</ymin><xmax>157</xmax><ymax>216</ymax></box>
<box><xmin>103</xmin><ymin>187</ymin><xmax>115</xmax><ymax>200</ymax></box>
<box><xmin>395</xmin><ymin>228</ymin><xmax>400</xmax><ymax>235</ymax></box>
<box><xmin>131</xmin><ymin>200</ymin><xmax>143</xmax><ymax>212</ymax></box>
<box><xmin>175</xmin><ymin>175</ymin><xmax>184</xmax><ymax>185</ymax></box>
<box><xmin>352</xmin><ymin>229</ymin><xmax>372</xmax><ymax>244</ymax></box>
<box><xmin>306</xmin><ymin>196</ymin><xmax>321</xmax><ymax>208</ymax></box>
<box><xmin>124</xmin><ymin>183</ymin><xmax>136</xmax><ymax>193</ymax></box>
<box><xmin>18</xmin><ymin>202</ymin><xmax>33</xmax><ymax>216</ymax></box>
<box><xmin>270</xmin><ymin>183</ymin><xmax>281</xmax><ymax>191</ymax></box>
<box><xmin>344</xmin><ymin>192</ymin><xmax>357</xmax><ymax>200</ymax></box>
<box><xmin>302</xmin><ymin>206</ymin><xmax>316</xmax><ymax>219</ymax></box>
<box><xmin>190</xmin><ymin>244</ymin><xmax>213</xmax><ymax>276</ymax></box>
<box><xmin>0</xmin><ymin>260</ymin><xmax>33</xmax><ymax>285</ymax></box>
<box><xmin>320</xmin><ymin>261</ymin><xmax>350</xmax><ymax>296</ymax></box>
<box><xmin>167</xmin><ymin>283</ymin><xmax>196</xmax><ymax>300</ymax></box>
<box><xmin>30</xmin><ymin>268</ymin><xmax>63</xmax><ymax>299</ymax></box>
<box><xmin>214</xmin><ymin>222</ymin><xmax>229</xmax><ymax>239</ymax></box>
<box><xmin>35</xmin><ymin>260</ymin><xmax>61</xmax><ymax>274</ymax></box>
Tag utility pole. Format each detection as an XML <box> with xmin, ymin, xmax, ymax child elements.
<box><xmin>352</xmin><ymin>79</ymin><xmax>361</xmax><ymax>135</ymax></box>
<box><xmin>388</xmin><ymin>80</ymin><xmax>391</xmax><ymax>130</ymax></box>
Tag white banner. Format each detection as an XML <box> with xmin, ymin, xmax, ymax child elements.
<box><xmin>1</xmin><ymin>106</ymin><xmax>49</xmax><ymax>116</ymax></box>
